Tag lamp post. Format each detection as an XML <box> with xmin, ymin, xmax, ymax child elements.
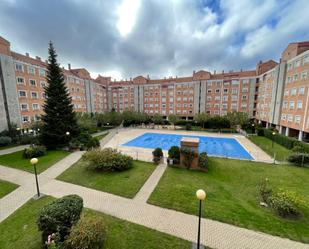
<box><xmin>251</xmin><ymin>123</ymin><xmax>255</xmax><ymax>134</ymax></box>
<box><xmin>30</xmin><ymin>158</ymin><xmax>40</xmax><ymax>198</ymax></box>
<box><xmin>272</xmin><ymin>132</ymin><xmax>275</xmax><ymax>148</ymax></box>
<box><xmin>196</xmin><ymin>189</ymin><xmax>206</xmax><ymax>249</ymax></box>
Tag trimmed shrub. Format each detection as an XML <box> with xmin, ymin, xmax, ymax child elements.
<box><xmin>152</xmin><ymin>147</ymin><xmax>163</xmax><ymax>164</ymax></box>
<box><xmin>263</xmin><ymin>129</ymin><xmax>296</xmax><ymax>149</ymax></box>
<box><xmin>37</xmin><ymin>195</ymin><xmax>83</xmax><ymax>243</ymax></box>
<box><xmin>69</xmin><ymin>138</ymin><xmax>81</xmax><ymax>151</ymax></box>
<box><xmin>168</xmin><ymin>146</ymin><xmax>180</xmax><ymax>160</ymax></box>
<box><xmin>23</xmin><ymin>145</ymin><xmax>47</xmax><ymax>158</ymax></box>
<box><xmin>64</xmin><ymin>217</ymin><xmax>106</xmax><ymax>249</ymax></box>
<box><xmin>185</xmin><ymin>123</ymin><xmax>192</xmax><ymax>130</ymax></box>
<box><xmin>198</xmin><ymin>152</ymin><xmax>208</xmax><ymax>169</ymax></box>
<box><xmin>86</xmin><ymin>137</ymin><xmax>100</xmax><ymax>150</ymax></box>
<box><xmin>0</xmin><ymin>136</ymin><xmax>12</xmax><ymax>146</ymax></box>
<box><xmin>287</xmin><ymin>153</ymin><xmax>309</xmax><ymax>166</ymax></box>
<box><xmin>268</xmin><ymin>189</ymin><xmax>303</xmax><ymax>218</ymax></box>
<box><xmin>82</xmin><ymin>148</ymin><xmax>133</xmax><ymax>171</ymax></box>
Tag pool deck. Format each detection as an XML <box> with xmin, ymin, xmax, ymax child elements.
<box><xmin>103</xmin><ymin>128</ymin><xmax>273</xmax><ymax>163</ymax></box>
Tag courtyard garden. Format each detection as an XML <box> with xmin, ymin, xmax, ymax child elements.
<box><xmin>0</xmin><ymin>196</ymin><xmax>191</xmax><ymax>249</ymax></box>
<box><xmin>0</xmin><ymin>180</ymin><xmax>18</xmax><ymax>198</ymax></box>
<box><xmin>58</xmin><ymin>149</ymin><xmax>156</xmax><ymax>198</ymax></box>
<box><xmin>148</xmin><ymin>157</ymin><xmax>309</xmax><ymax>243</ymax></box>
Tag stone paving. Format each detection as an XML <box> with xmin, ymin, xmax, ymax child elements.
<box><xmin>0</xmin><ymin>133</ymin><xmax>308</xmax><ymax>249</ymax></box>
<box><xmin>0</xmin><ymin>145</ymin><xmax>29</xmax><ymax>156</ymax></box>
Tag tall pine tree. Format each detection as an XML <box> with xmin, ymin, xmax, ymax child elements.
<box><xmin>41</xmin><ymin>42</ymin><xmax>79</xmax><ymax>149</ymax></box>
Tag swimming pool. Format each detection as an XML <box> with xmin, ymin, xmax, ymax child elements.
<box><xmin>123</xmin><ymin>132</ymin><xmax>253</xmax><ymax>160</ymax></box>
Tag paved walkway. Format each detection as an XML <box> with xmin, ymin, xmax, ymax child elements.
<box><xmin>0</xmin><ymin>150</ymin><xmax>308</xmax><ymax>248</ymax></box>
<box><xmin>0</xmin><ymin>145</ymin><xmax>29</xmax><ymax>156</ymax></box>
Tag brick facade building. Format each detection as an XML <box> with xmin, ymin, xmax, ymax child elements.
<box><xmin>1</xmin><ymin>36</ymin><xmax>309</xmax><ymax>141</ymax></box>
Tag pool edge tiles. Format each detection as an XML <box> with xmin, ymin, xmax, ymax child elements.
<box><xmin>122</xmin><ymin>132</ymin><xmax>254</xmax><ymax>161</ymax></box>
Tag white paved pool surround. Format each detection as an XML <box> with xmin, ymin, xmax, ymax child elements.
<box><xmin>103</xmin><ymin>128</ymin><xmax>273</xmax><ymax>163</ymax></box>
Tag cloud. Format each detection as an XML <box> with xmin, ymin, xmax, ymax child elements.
<box><xmin>0</xmin><ymin>0</ymin><xmax>308</xmax><ymax>79</ymax></box>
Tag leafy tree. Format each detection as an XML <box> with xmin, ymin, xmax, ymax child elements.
<box><xmin>40</xmin><ymin>42</ymin><xmax>79</xmax><ymax>149</ymax></box>
<box><xmin>226</xmin><ymin>111</ymin><xmax>249</xmax><ymax>127</ymax></box>
<box><xmin>194</xmin><ymin>113</ymin><xmax>209</xmax><ymax>128</ymax></box>
<box><xmin>152</xmin><ymin>114</ymin><xmax>164</xmax><ymax>124</ymax></box>
<box><xmin>168</xmin><ymin>114</ymin><xmax>179</xmax><ymax>129</ymax></box>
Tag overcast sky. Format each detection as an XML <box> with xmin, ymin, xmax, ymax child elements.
<box><xmin>1</xmin><ymin>0</ymin><xmax>309</xmax><ymax>80</ymax></box>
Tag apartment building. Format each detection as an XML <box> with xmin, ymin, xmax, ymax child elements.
<box><xmin>1</xmin><ymin>35</ymin><xmax>309</xmax><ymax>141</ymax></box>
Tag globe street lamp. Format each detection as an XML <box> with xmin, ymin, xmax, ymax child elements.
<box><xmin>272</xmin><ymin>132</ymin><xmax>276</xmax><ymax>148</ymax></box>
<box><xmin>30</xmin><ymin>158</ymin><xmax>40</xmax><ymax>198</ymax></box>
<box><xmin>66</xmin><ymin>131</ymin><xmax>70</xmax><ymax>136</ymax></box>
<box><xmin>196</xmin><ymin>189</ymin><xmax>206</xmax><ymax>249</ymax></box>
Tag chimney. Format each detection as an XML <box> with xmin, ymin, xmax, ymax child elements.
<box><xmin>130</xmin><ymin>77</ymin><xmax>132</xmax><ymax>81</ymax></box>
<box><xmin>214</xmin><ymin>70</ymin><xmax>216</xmax><ymax>74</ymax></box>
<box><xmin>35</xmin><ymin>56</ymin><xmax>41</xmax><ymax>61</ymax></box>
<box><xmin>240</xmin><ymin>68</ymin><xmax>243</xmax><ymax>72</ymax></box>
<box><xmin>222</xmin><ymin>70</ymin><xmax>224</xmax><ymax>74</ymax></box>
<box><xmin>147</xmin><ymin>74</ymin><xmax>150</xmax><ymax>79</ymax></box>
<box><xmin>25</xmin><ymin>52</ymin><xmax>29</xmax><ymax>57</ymax></box>
<box><xmin>193</xmin><ymin>70</ymin><xmax>196</xmax><ymax>74</ymax></box>
<box><xmin>68</xmin><ymin>63</ymin><xmax>71</xmax><ymax>70</ymax></box>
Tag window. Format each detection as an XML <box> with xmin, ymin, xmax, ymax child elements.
<box><xmin>242</xmin><ymin>88</ymin><xmax>248</xmax><ymax>93</ymax></box>
<box><xmin>295</xmin><ymin>115</ymin><xmax>301</xmax><ymax>124</ymax></box>
<box><xmin>291</xmin><ymin>88</ymin><xmax>297</xmax><ymax>95</ymax></box>
<box><xmin>231</xmin><ymin>80</ymin><xmax>239</xmax><ymax>85</ymax></box>
<box><xmin>231</xmin><ymin>95</ymin><xmax>237</xmax><ymax>101</ymax></box>
<box><xmin>298</xmin><ymin>101</ymin><xmax>303</xmax><ymax>109</ymax></box>
<box><xmin>287</xmin><ymin>114</ymin><xmax>293</xmax><ymax>122</ymax></box>
<box><xmin>215</xmin><ymin>89</ymin><xmax>220</xmax><ymax>93</ymax></box>
<box><xmin>29</xmin><ymin>79</ymin><xmax>36</xmax><ymax>86</ymax></box>
<box><xmin>40</xmin><ymin>81</ymin><xmax>46</xmax><ymax>88</ymax></box>
<box><xmin>22</xmin><ymin>116</ymin><xmax>30</xmax><ymax>123</ymax></box>
<box><xmin>222</xmin><ymin>96</ymin><xmax>228</xmax><ymax>101</ymax></box>
<box><xmin>304</xmin><ymin>54</ymin><xmax>309</xmax><ymax>64</ymax></box>
<box><xmin>32</xmin><ymin>103</ymin><xmax>40</xmax><ymax>110</ymax></box>
<box><xmin>39</xmin><ymin>68</ymin><xmax>46</xmax><ymax>77</ymax></box>
<box><xmin>42</xmin><ymin>93</ymin><xmax>47</xmax><ymax>99</ymax></box>
<box><xmin>231</xmin><ymin>88</ymin><xmax>238</xmax><ymax>94</ymax></box>
<box><xmin>223</xmin><ymin>88</ymin><xmax>228</xmax><ymax>93</ymax></box>
<box><xmin>19</xmin><ymin>90</ymin><xmax>27</xmax><ymax>97</ymax></box>
<box><xmin>242</xmin><ymin>79</ymin><xmax>249</xmax><ymax>84</ymax></box>
<box><xmin>222</xmin><ymin>104</ymin><xmax>227</xmax><ymax>109</ymax></box>
<box><xmin>207</xmin><ymin>89</ymin><xmax>212</xmax><ymax>93</ymax></box>
<box><xmin>20</xmin><ymin>104</ymin><xmax>28</xmax><ymax>111</ymax></box>
<box><xmin>287</xmin><ymin>76</ymin><xmax>292</xmax><ymax>83</ymax></box>
<box><xmin>28</xmin><ymin>66</ymin><xmax>35</xmax><ymax>75</ymax></box>
<box><xmin>301</xmin><ymin>71</ymin><xmax>308</xmax><ymax>81</ymax></box>
<box><xmin>281</xmin><ymin>114</ymin><xmax>286</xmax><ymax>120</ymax></box>
<box><xmin>15</xmin><ymin>63</ymin><xmax>23</xmax><ymax>71</ymax></box>
<box><xmin>284</xmin><ymin>90</ymin><xmax>289</xmax><ymax>96</ymax></box>
<box><xmin>294</xmin><ymin>60</ymin><xmax>301</xmax><ymax>68</ymax></box>
<box><xmin>31</xmin><ymin>91</ymin><xmax>38</xmax><ymax>99</ymax></box>
<box><xmin>242</xmin><ymin>95</ymin><xmax>247</xmax><ymax>100</ymax></box>
<box><xmin>215</xmin><ymin>96</ymin><xmax>221</xmax><ymax>101</ymax></box>
<box><xmin>294</xmin><ymin>74</ymin><xmax>299</xmax><ymax>81</ymax></box>
<box><xmin>17</xmin><ymin>77</ymin><xmax>25</xmax><ymax>84</ymax></box>
<box><xmin>299</xmin><ymin>87</ymin><xmax>305</xmax><ymax>95</ymax></box>
<box><xmin>283</xmin><ymin>101</ymin><xmax>288</xmax><ymax>108</ymax></box>
<box><xmin>287</xmin><ymin>63</ymin><xmax>293</xmax><ymax>71</ymax></box>
<box><xmin>289</xmin><ymin>101</ymin><xmax>295</xmax><ymax>109</ymax></box>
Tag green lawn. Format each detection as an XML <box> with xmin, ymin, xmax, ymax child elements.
<box><xmin>0</xmin><ymin>150</ymin><xmax>70</xmax><ymax>173</ymax></box>
<box><xmin>148</xmin><ymin>158</ymin><xmax>309</xmax><ymax>243</ymax></box>
<box><xmin>0</xmin><ymin>196</ymin><xmax>190</xmax><ymax>249</ymax></box>
<box><xmin>0</xmin><ymin>180</ymin><xmax>18</xmax><ymax>198</ymax></box>
<box><xmin>249</xmin><ymin>135</ymin><xmax>293</xmax><ymax>161</ymax></box>
<box><xmin>57</xmin><ymin>160</ymin><xmax>156</xmax><ymax>198</ymax></box>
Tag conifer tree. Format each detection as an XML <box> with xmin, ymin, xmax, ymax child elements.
<box><xmin>41</xmin><ymin>42</ymin><xmax>79</xmax><ymax>149</ymax></box>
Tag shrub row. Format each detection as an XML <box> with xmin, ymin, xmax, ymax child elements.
<box><xmin>23</xmin><ymin>145</ymin><xmax>47</xmax><ymax>158</ymax></box>
<box><xmin>0</xmin><ymin>136</ymin><xmax>12</xmax><ymax>146</ymax></box>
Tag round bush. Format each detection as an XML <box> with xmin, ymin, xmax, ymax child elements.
<box><xmin>23</xmin><ymin>145</ymin><xmax>47</xmax><ymax>158</ymax></box>
<box><xmin>0</xmin><ymin>136</ymin><xmax>12</xmax><ymax>146</ymax></box>
<box><xmin>64</xmin><ymin>217</ymin><xmax>106</xmax><ymax>249</ymax></box>
<box><xmin>86</xmin><ymin>137</ymin><xmax>100</xmax><ymax>150</ymax></box>
<box><xmin>82</xmin><ymin>148</ymin><xmax>133</xmax><ymax>171</ymax></box>
<box><xmin>287</xmin><ymin>153</ymin><xmax>309</xmax><ymax>166</ymax></box>
<box><xmin>37</xmin><ymin>195</ymin><xmax>83</xmax><ymax>243</ymax></box>
<box><xmin>168</xmin><ymin>146</ymin><xmax>180</xmax><ymax>160</ymax></box>
<box><xmin>152</xmin><ymin>148</ymin><xmax>163</xmax><ymax>164</ymax></box>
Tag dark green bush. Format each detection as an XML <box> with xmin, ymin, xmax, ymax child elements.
<box><xmin>19</xmin><ymin>135</ymin><xmax>38</xmax><ymax>145</ymax></box>
<box><xmin>168</xmin><ymin>146</ymin><xmax>180</xmax><ymax>160</ymax></box>
<box><xmin>185</xmin><ymin>123</ymin><xmax>192</xmax><ymax>130</ymax></box>
<box><xmin>263</xmin><ymin>129</ymin><xmax>296</xmax><ymax>149</ymax></box>
<box><xmin>82</xmin><ymin>148</ymin><xmax>133</xmax><ymax>171</ymax></box>
<box><xmin>37</xmin><ymin>195</ymin><xmax>83</xmax><ymax>243</ymax></box>
<box><xmin>198</xmin><ymin>152</ymin><xmax>208</xmax><ymax>169</ymax></box>
<box><xmin>0</xmin><ymin>136</ymin><xmax>12</xmax><ymax>146</ymax></box>
<box><xmin>180</xmin><ymin>148</ymin><xmax>197</xmax><ymax>169</ymax></box>
<box><xmin>287</xmin><ymin>153</ymin><xmax>309</xmax><ymax>166</ymax></box>
<box><xmin>86</xmin><ymin>137</ymin><xmax>100</xmax><ymax>150</ymax></box>
<box><xmin>268</xmin><ymin>189</ymin><xmax>303</xmax><ymax>218</ymax></box>
<box><xmin>152</xmin><ymin>148</ymin><xmax>163</xmax><ymax>164</ymax></box>
<box><xmin>64</xmin><ymin>217</ymin><xmax>106</xmax><ymax>249</ymax></box>
<box><xmin>23</xmin><ymin>145</ymin><xmax>47</xmax><ymax>158</ymax></box>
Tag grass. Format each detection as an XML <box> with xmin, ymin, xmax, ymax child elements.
<box><xmin>57</xmin><ymin>159</ymin><xmax>156</xmax><ymax>198</ymax></box>
<box><xmin>0</xmin><ymin>180</ymin><xmax>18</xmax><ymax>198</ymax></box>
<box><xmin>249</xmin><ymin>135</ymin><xmax>293</xmax><ymax>161</ymax></box>
<box><xmin>0</xmin><ymin>196</ymin><xmax>191</xmax><ymax>249</ymax></box>
<box><xmin>0</xmin><ymin>150</ymin><xmax>70</xmax><ymax>173</ymax></box>
<box><xmin>94</xmin><ymin>133</ymin><xmax>107</xmax><ymax>140</ymax></box>
<box><xmin>148</xmin><ymin>158</ymin><xmax>309</xmax><ymax>243</ymax></box>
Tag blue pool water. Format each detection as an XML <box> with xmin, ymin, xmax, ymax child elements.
<box><xmin>123</xmin><ymin>133</ymin><xmax>253</xmax><ymax>160</ymax></box>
